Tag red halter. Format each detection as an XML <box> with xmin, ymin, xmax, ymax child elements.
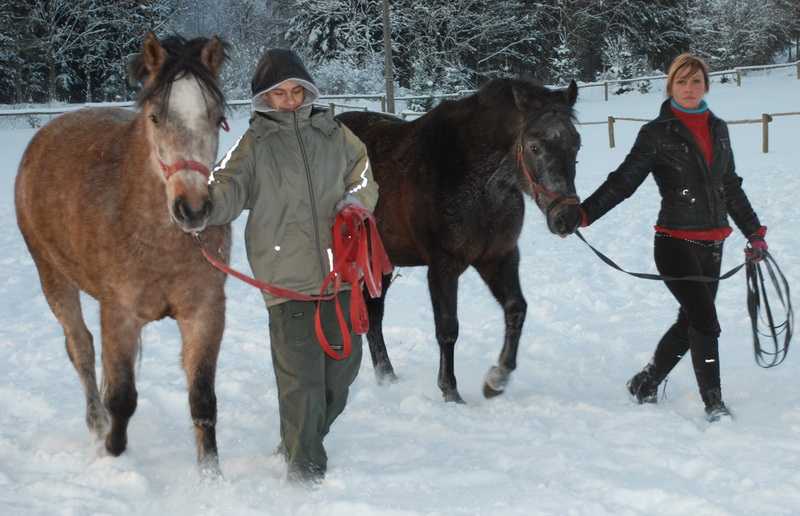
<box><xmin>158</xmin><ymin>159</ymin><xmax>212</xmax><ymax>181</ymax></box>
<box><xmin>516</xmin><ymin>142</ymin><xmax>580</xmax><ymax>212</ymax></box>
<box><xmin>154</xmin><ymin>118</ymin><xmax>228</xmax><ymax>181</ymax></box>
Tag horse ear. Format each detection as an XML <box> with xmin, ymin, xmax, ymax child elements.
<box><xmin>201</xmin><ymin>36</ymin><xmax>228</xmax><ymax>77</ymax></box>
<box><xmin>142</xmin><ymin>31</ymin><xmax>166</xmax><ymax>79</ymax></box>
<box><xmin>564</xmin><ymin>80</ymin><xmax>578</xmax><ymax>107</ymax></box>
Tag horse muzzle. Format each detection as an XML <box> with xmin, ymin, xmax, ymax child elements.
<box><xmin>546</xmin><ymin>196</ymin><xmax>582</xmax><ymax>236</ymax></box>
<box><xmin>172</xmin><ymin>196</ymin><xmax>213</xmax><ymax>233</ymax></box>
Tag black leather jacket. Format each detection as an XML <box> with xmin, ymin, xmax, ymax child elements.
<box><xmin>582</xmin><ymin>99</ymin><xmax>761</xmax><ymax>237</ymax></box>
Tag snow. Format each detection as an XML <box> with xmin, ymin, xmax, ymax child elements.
<box><xmin>1</xmin><ymin>69</ymin><xmax>799</xmax><ymax>515</ymax></box>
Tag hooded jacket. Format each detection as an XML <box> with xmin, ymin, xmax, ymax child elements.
<box><xmin>208</xmin><ymin>50</ymin><xmax>377</xmax><ymax>307</ymax></box>
<box><xmin>582</xmin><ymin>99</ymin><xmax>761</xmax><ymax>237</ymax></box>
<box><xmin>250</xmin><ymin>48</ymin><xmax>320</xmax><ymax>112</ymax></box>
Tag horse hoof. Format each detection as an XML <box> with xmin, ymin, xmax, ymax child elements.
<box><xmin>483</xmin><ymin>366</ymin><xmax>509</xmax><ymax>399</ymax></box>
<box><xmin>483</xmin><ymin>382</ymin><xmax>505</xmax><ymax>399</ymax></box>
<box><xmin>199</xmin><ymin>457</ymin><xmax>224</xmax><ymax>484</ymax></box>
<box><xmin>375</xmin><ymin>365</ymin><xmax>399</xmax><ymax>386</ymax></box>
<box><xmin>105</xmin><ymin>431</ymin><xmax>127</xmax><ymax>457</ymax></box>
<box><xmin>86</xmin><ymin>405</ymin><xmax>110</xmax><ymax>440</ymax></box>
<box><xmin>443</xmin><ymin>390</ymin><xmax>466</xmax><ymax>404</ymax></box>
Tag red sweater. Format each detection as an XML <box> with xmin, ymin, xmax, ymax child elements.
<box><xmin>655</xmin><ymin>102</ymin><xmax>726</xmax><ymax>240</ymax></box>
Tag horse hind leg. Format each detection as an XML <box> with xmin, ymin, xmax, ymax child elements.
<box><xmin>35</xmin><ymin>259</ymin><xmax>109</xmax><ymax>439</ymax></box>
<box><xmin>365</xmin><ymin>274</ymin><xmax>399</xmax><ymax>386</ymax></box>
<box><xmin>475</xmin><ymin>250</ymin><xmax>527</xmax><ymax>399</ymax></box>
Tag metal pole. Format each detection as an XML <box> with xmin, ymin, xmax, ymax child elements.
<box><xmin>382</xmin><ymin>0</ymin><xmax>395</xmax><ymax>114</ymax></box>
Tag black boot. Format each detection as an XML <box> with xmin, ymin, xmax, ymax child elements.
<box><xmin>688</xmin><ymin>327</ymin><xmax>730</xmax><ymax>422</ymax></box>
<box><xmin>627</xmin><ymin>326</ymin><xmax>688</xmax><ymax>404</ymax></box>
<box><xmin>627</xmin><ymin>364</ymin><xmax>665</xmax><ymax>404</ymax></box>
<box><xmin>701</xmin><ymin>387</ymin><xmax>731</xmax><ymax>422</ymax></box>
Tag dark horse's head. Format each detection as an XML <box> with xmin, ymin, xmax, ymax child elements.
<box><xmin>478</xmin><ymin>79</ymin><xmax>582</xmax><ymax>236</ymax></box>
<box><xmin>128</xmin><ymin>32</ymin><xmax>229</xmax><ymax>232</ymax></box>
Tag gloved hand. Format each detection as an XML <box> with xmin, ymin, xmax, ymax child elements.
<box><xmin>744</xmin><ymin>235</ymin><xmax>768</xmax><ymax>264</ymax></box>
<box><xmin>579</xmin><ymin>206</ymin><xmax>590</xmax><ymax>228</ymax></box>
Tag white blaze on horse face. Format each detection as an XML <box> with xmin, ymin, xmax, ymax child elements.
<box><xmin>160</xmin><ymin>75</ymin><xmax>219</xmax><ymax>186</ymax></box>
<box><xmin>153</xmin><ymin>75</ymin><xmax>220</xmax><ymax>232</ymax></box>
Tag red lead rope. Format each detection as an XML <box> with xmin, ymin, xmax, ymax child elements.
<box><xmin>193</xmin><ymin>204</ymin><xmax>393</xmax><ymax>359</ymax></box>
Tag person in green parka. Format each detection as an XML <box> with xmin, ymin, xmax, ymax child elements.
<box><xmin>207</xmin><ymin>48</ymin><xmax>378</xmax><ymax>486</ymax></box>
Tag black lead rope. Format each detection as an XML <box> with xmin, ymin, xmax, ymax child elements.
<box><xmin>574</xmin><ymin>230</ymin><xmax>746</xmax><ymax>282</ymax></box>
<box><xmin>575</xmin><ymin>230</ymin><xmax>793</xmax><ymax>367</ymax></box>
<box><xmin>746</xmin><ymin>251</ymin><xmax>793</xmax><ymax>368</ymax></box>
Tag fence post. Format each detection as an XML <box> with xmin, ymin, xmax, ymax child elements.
<box><xmin>607</xmin><ymin>116</ymin><xmax>615</xmax><ymax>148</ymax></box>
<box><xmin>736</xmin><ymin>69</ymin><xmax>741</xmax><ymax>87</ymax></box>
<box><xmin>329</xmin><ymin>103</ymin><xmax>336</xmax><ymax>115</ymax></box>
<box><xmin>604</xmin><ymin>82</ymin><xmax>609</xmax><ymax>102</ymax></box>
<box><xmin>381</xmin><ymin>97</ymin><xmax>386</xmax><ymax>112</ymax></box>
<box><xmin>796</xmin><ymin>61</ymin><xmax>800</xmax><ymax>80</ymax></box>
<box><xmin>762</xmin><ymin>113</ymin><xmax>772</xmax><ymax>153</ymax></box>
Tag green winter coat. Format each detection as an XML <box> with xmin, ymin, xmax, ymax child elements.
<box><xmin>208</xmin><ymin>105</ymin><xmax>378</xmax><ymax>307</ymax></box>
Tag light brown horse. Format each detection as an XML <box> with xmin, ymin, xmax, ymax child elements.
<box><xmin>14</xmin><ymin>32</ymin><xmax>231</xmax><ymax>477</ymax></box>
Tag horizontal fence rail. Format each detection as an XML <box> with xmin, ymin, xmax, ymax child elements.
<box><xmin>602</xmin><ymin>112</ymin><xmax>800</xmax><ymax>153</ymax></box>
<box><xmin>1</xmin><ymin>62</ymin><xmax>796</xmax><ymax>152</ymax></box>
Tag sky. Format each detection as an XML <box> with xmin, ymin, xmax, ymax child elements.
<box><xmin>1</xmin><ymin>67</ymin><xmax>799</xmax><ymax>516</ymax></box>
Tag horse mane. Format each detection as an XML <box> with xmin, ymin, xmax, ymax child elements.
<box><xmin>475</xmin><ymin>78</ymin><xmax>578</xmax><ymax>130</ymax></box>
<box><xmin>128</xmin><ymin>34</ymin><xmax>229</xmax><ymax>116</ymax></box>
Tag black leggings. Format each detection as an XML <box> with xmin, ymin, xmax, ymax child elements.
<box><xmin>653</xmin><ymin>233</ymin><xmax>724</xmax><ymax>338</ymax></box>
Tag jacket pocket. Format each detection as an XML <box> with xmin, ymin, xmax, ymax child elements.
<box><xmin>659</xmin><ymin>142</ymin><xmax>689</xmax><ymax>170</ymax></box>
<box><xmin>267</xmin><ymin>219</ymin><xmax>319</xmax><ymax>290</ymax></box>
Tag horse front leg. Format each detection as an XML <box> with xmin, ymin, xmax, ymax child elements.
<box><xmin>177</xmin><ymin>305</ymin><xmax>224</xmax><ymax>479</ymax></box>
<box><xmin>365</xmin><ymin>273</ymin><xmax>399</xmax><ymax>386</ymax></box>
<box><xmin>475</xmin><ymin>247</ymin><xmax>527</xmax><ymax>398</ymax></box>
<box><xmin>100</xmin><ymin>305</ymin><xmax>143</xmax><ymax>457</ymax></box>
<box><xmin>428</xmin><ymin>261</ymin><xmax>464</xmax><ymax>403</ymax></box>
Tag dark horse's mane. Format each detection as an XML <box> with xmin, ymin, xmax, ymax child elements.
<box><xmin>470</xmin><ymin>78</ymin><xmax>579</xmax><ymax>132</ymax></box>
<box><xmin>128</xmin><ymin>34</ymin><xmax>229</xmax><ymax>115</ymax></box>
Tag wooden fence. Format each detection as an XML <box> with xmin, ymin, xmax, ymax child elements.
<box><xmin>2</xmin><ymin>61</ymin><xmax>797</xmax><ymax>152</ymax></box>
<box><xmin>576</xmin><ymin>61</ymin><xmax>800</xmax><ymax>101</ymax></box>
<box><xmin>597</xmin><ymin>111</ymin><xmax>800</xmax><ymax>153</ymax></box>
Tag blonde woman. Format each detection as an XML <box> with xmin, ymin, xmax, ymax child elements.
<box><xmin>580</xmin><ymin>53</ymin><xmax>768</xmax><ymax>422</ymax></box>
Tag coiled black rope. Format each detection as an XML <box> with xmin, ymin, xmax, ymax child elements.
<box><xmin>746</xmin><ymin>251</ymin><xmax>793</xmax><ymax>367</ymax></box>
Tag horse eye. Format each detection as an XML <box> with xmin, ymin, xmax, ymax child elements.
<box><xmin>149</xmin><ymin>114</ymin><xmax>158</xmax><ymax>124</ymax></box>
<box><xmin>530</xmin><ymin>145</ymin><xmax>541</xmax><ymax>155</ymax></box>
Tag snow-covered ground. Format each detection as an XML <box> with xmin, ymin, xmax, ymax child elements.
<box><xmin>1</xmin><ymin>68</ymin><xmax>799</xmax><ymax>515</ymax></box>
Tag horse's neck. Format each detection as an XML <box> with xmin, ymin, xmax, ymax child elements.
<box><xmin>118</xmin><ymin>118</ymin><xmax>168</xmax><ymax>217</ymax></box>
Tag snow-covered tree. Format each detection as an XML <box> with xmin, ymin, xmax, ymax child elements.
<box><xmin>596</xmin><ymin>34</ymin><xmax>656</xmax><ymax>95</ymax></box>
<box><xmin>688</xmin><ymin>0</ymin><xmax>791</xmax><ymax>69</ymax></box>
<box><xmin>550</xmin><ymin>41</ymin><xmax>581</xmax><ymax>86</ymax></box>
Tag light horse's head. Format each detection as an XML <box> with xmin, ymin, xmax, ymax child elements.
<box><xmin>506</xmin><ymin>79</ymin><xmax>583</xmax><ymax>236</ymax></box>
<box><xmin>128</xmin><ymin>31</ymin><xmax>229</xmax><ymax>233</ymax></box>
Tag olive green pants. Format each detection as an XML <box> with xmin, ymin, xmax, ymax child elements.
<box><xmin>267</xmin><ymin>290</ymin><xmax>362</xmax><ymax>483</ymax></box>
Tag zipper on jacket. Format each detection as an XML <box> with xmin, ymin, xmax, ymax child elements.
<box><xmin>293</xmin><ymin>111</ymin><xmax>328</xmax><ymax>284</ymax></box>
<box><xmin>672</xmin><ymin>120</ymin><xmax>716</xmax><ymax>227</ymax></box>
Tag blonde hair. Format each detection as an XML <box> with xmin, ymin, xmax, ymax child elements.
<box><xmin>666</xmin><ymin>53</ymin><xmax>710</xmax><ymax>98</ymax></box>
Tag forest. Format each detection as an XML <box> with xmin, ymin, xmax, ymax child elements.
<box><xmin>1</xmin><ymin>0</ymin><xmax>798</xmax><ymax>105</ymax></box>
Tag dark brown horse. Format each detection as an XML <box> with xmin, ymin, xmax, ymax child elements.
<box><xmin>14</xmin><ymin>32</ymin><xmax>231</xmax><ymax>476</ymax></box>
<box><xmin>336</xmin><ymin>79</ymin><xmax>581</xmax><ymax>403</ymax></box>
